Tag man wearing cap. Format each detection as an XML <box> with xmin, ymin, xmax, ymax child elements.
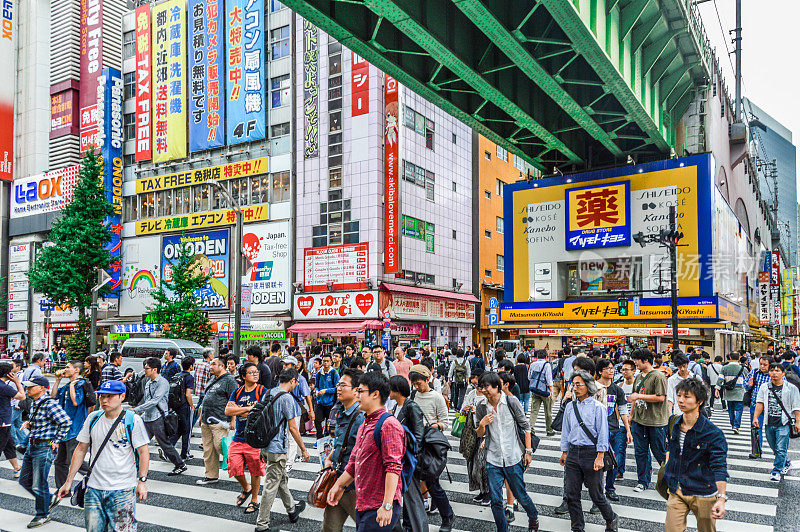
<box><xmin>18</xmin><ymin>375</ymin><xmax>71</xmax><ymax>528</ymax></box>
<box><xmin>58</xmin><ymin>380</ymin><xmax>150</xmax><ymax>531</ymax></box>
<box><xmin>283</xmin><ymin>355</ymin><xmax>313</xmax><ymax>469</ymax></box>
<box><xmin>50</xmin><ymin>360</ymin><xmax>91</xmax><ymax>497</ymax></box>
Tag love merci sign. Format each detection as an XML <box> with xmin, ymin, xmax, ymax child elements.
<box><xmin>293</xmin><ymin>291</ymin><xmax>378</xmax><ymax>320</ymax></box>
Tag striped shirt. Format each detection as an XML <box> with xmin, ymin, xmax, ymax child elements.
<box><xmin>746</xmin><ymin>369</ymin><xmax>771</xmax><ymax>408</ymax></box>
<box><xmin>100</xmin><ymin>363</ymin><xmax>123</xmax><ymax>383</ymax></box>
<box><xmin>28</xmin><ymin>396</ymin><xmax>71</xmax><ymax>442</ymax></box>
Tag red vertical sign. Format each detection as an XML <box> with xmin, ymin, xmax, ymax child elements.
<box><xmin>351</xmin><ymin>52</ymin><xmax>369</xmax><ymax>116</ymax></box>
<box><xmin>384</xmin><ymin>75</ymin><xmax>400</xmax><ymax>274</ymax></box>
<box><xmin>0</xmin><ymin>0</ymin><xmax>14</xmax><ymax>181</ymax></box>
<box><xmin>134</xmin><ymin>4</ymin><xmax>151</xmax><ymax>161</ymax></box>
<box><xmin>79</xmin><ymin>0</ymin><xmax>103</xmax><ymax>152</ymax></box>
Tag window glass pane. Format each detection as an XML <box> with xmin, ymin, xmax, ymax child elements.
<box><xmin>329</xmin><ymin>132</ymin><xmax>342</xmax><ymax>145</ymax></box>
<box><xmin>329</xmin><ymin>168</ymin><xmax>342</xmax><ymax>188</ymax></box>
<box><xmin>329</xmin><ymin>189</ymin><xmax>342</xmax><ymax>201</ymax></box>
<box><xmin>329</xmin><ymin>154</ymin><xmax>342</xmax><ymax>167</ymax></box>
<box><xmin>344</xmin><ymin>233</ymin><xmax>359</xmax><ymax>244</ymax></box>
<box><xmin>329</xmin><ymin>75</ymin><xmax>342</xmax><ymax>88</ymax></box>
<box><xmin>250</xmin><ymin>176</ymin><xmax>262</xmax><ymax>204</ymax></box>
<box><xmin>329</xmin><ymin>111</ymin><xmax>342</xmax><ymax>132</ymax></box>
<box><xmin>328</xmin><ymin>86</ymin><xmax>342</xmax><ymax>100</ymax></box>
<box><xmin>271</xmin><ymin>171</ymin><xmax>290</xmax><ymax>203</ymax></box>
<box><xmin>238</xmin><ymin>178</ymin><xmax>249</xmax><ymax>206</ymax></box>
<box><xmin>312</xmin><ymin>236</ymin><xmax>327</xmax><ymax>247</ymax></box>
<box><xmin>404</xmin><ymin>106</ymin><xmax>415</xmax><ymax>129</ymax></box>
<box><xmin>329</xmin><ymin>200</ymin><xmax>342</xmax><ymax>212</ymax></box>
<box><xmin>328</xmin><ymin>41</ymin><xmax>342</xmax><ymax>54</ymax></box>
<box><xmin>270</xmin><ymin>0</ymin><xmax>285</xmax><ymax>12</ymax></box>
<box><xmin>497</xmin><ymin>216</ymin><xmax>504</xmax><ymax>233</ymax></box>
<box><xmin>329</xmin><ymin>55</ymin><xmax>341</xmax><ymax>75</ymax></box>
<box><xmin>414</xmin><ymin>113</ymin><xmax>425</xmax><ymax>135</ymax></box>
<box><xmin>329</xmin><ymin>143</ymin><xmax>342</xmax><ymax>156</ymax></box>
<box><xmin>329</xmin><ymin>98</ymin><xmax>342</xmax><ymax>110</ymax></box>
<box><xmin>329</xmin><ymin>223</ymin><xmax>343</xmax><ymax>245</ymax></box>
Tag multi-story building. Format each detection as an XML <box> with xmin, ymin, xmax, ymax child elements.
<box><xmin>291</xmin><ymin>19</ymin><xmax>479</xmax><ymax>350</ymax></box>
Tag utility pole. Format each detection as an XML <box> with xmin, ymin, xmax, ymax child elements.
<box><xmin>669</xmin><ymin>205</ymin><xmax>679</xmax><ymax>349</ymax></box>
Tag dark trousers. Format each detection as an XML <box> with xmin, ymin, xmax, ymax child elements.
<box><xmin>356</xmin><ymin>501</ymin><xmax>401</xmax><ymax>531</ymax></box>
<box><xmin>54</xmin><ymin>437</ymin><xmax>88</xmax><ymax>491</ymax></box>
<box><xmin>727</xmin><ymin>400</ymin><xmax>744</xmax><ymax>429</ymax></box>
<box><xmin>451</xmin><ymin>381</ymin><xmax>467</xmax><ymax>411</ymax></box>
<box><xmin>564</xmin><ymin>446</ymin><xmax>616</xmax><ymax>531</ymax></box>
<box><xmin>605</xmin><ymin>429</ymin><xmax>627</xmax><ymax>492</ymax></box>
<box><xmin>631</xmin><ymin>421</ymin><xmax>666</xmax><ymax>488</ymax></box>
<box><xmin>422</xmin><ymin>474</ymin><xmax>453</xmax><ymax>520</ymax></box>
<box><xmin>169</xmin><ymin>404</ymin><xmax>192</xmax><ymax>460</ymax></box>
<box><xmin>315</xmin><ymin>403</ymin><xmax>333</xmax><ymax>439</ymax></box>
<box><xmin>144</xmin><ymin>417</ymin><xmax>184</xmax><ymax>468</ymax></box>
<box><xmin>0</xmin><ymin>425</ymin><xmax>17</xmax><ymax>460</ymax></box>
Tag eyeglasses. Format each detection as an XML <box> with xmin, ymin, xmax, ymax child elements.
<box><xmin>356</xmin><ymin>388</ymin><xmax>369</xmax><ymax>395</ymax></box>
<box><xmin>245</xmin><ymin>371</ymin><xmax>260</xmax><ymax>376</ymax></box>
<box><xmin>336</xmin><ymin>383</ymin><xmax>353</xmax><ymax>389</ymax></box>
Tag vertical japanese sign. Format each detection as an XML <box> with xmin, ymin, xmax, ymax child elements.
<box><xmin>226</xmin><ymin>0</ymin><xmax>264</xmax><ymax>145</ymax></box>
<box><xmin>0</xmin><ymin>0</ymin><xmax>13</xmax><ymax>180</ymax></box>
<box><xmin>188</xmin><ymin>0</ymin><xmax>225</xmax><ymax>151</ymax></box>
<box><xmin>351</xmin><ymin>52</ymin><xmax>369</xmax><ymax>116</ymax></box>
<box><xmin>152</xmin><ymin>0</ymin><xmax>187</xmax><ymax>163</ymax></box>
<box><xmin>782</xmin><ymin>268</ymin><xmax>794</xmax><ymax>327</ymax></box>
<box><xmin>79</xmin><ymin>0</ymin><xmax>103</xmax><ymax>153</ymax></box>
<box><xmin>302</xmin><ymin>20</ymin><xmax>318</xmax><ymax>158</ymax></box>
<box><xmin>96</xmin><ymin>68</ymin><xmax>124</xmax><ymax>295</ymax></box>
<box><xmin>384</xmin><ymin>74</ymin><xmax>400</xmax><ymax>274</ymax></box>
<box><xmin>134</xmin><ymin>3</ymin><xmax>151</xmax><ymax>161</ymax></box>
<box><xmin>758</xmin><ymin>271</ymin><xmax>770</xmax><ymax>326</ymax></box>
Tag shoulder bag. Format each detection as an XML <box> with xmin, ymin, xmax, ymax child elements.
<box><xmin>71</xmin><ymin>411</ymin><xmax>126</xmax><ymax>508</ymax></box>
<box><xmin>530</xmin><ymin>362</ymin><xmax>550</xmax><ymax>398</ymax></box>
<box><xmin>720</xmin><ymin>366</ymin><xmax>745</xmax><ymax>391</ymax></box>
<box><xmin>571</xmin><ymin>401</ymin><xmax>616</xmax><ymax>472</ymax></box>
<box><xmin>307</xmin><ymin>408</ymin><xmax>359</xmax><ymax>508</ymax></box>
<box><xmin>768</xmin><ymin>385</ymin><xmax>800</xmax><ymax>438</ymax></box>
<box><xmin>156</xmin><ymin>405</ymin><xmax>178</xmax><ymax>439</ymax></box>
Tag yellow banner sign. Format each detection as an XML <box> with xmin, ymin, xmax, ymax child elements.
<box><xmin>152</xmin><ymin>0</ymin><xmax>187</xmax><ymax>162</ymax></box>
<box><xmin>135</xmin><ymin>204</ymin><xmax>269</xmax><ymax>235</ymax></box>
<box><xmin>136</xmin><ymin>157</ymin><xmax>269</xmax><ymax>193</ymax></box>
<box><xmin>501</xmin><ymin>300</ymin><xmax>718</xmax><ymax>321</ymax></box>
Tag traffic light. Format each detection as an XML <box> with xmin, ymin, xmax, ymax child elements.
<box><xmin>618</xmin><ymin>298</ymin><xmax>629</xmax><ymax>316</ymax></box>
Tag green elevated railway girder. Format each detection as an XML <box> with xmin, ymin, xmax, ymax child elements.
<box><xmin>282</xmin><ymin>0</ymin><xmax>712</xmax><ymax>169</ymax></box>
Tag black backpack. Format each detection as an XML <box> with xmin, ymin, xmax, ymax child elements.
<box><xmin>81</xmin><ymin>379</ymin><xmax>97</xmax><ymax>408</ymax></box>
<box><xmin>244</xmin><ymin>390</ymin><xmax>288</xmax><ymax>449</ymax></box>
<box><xmin>127</xmin><ymin>373</ymin><xmax>146</xmax><ymax>406</ymax></box>
<box><xmin>409</xmin><ymin>390</ymin><xmax>451</xmax><ymax>482</ymax></box>
<box><xmin>168</xmin><ymin>373</ymin><xmax>188</xmax><ymax>410</ymax></box>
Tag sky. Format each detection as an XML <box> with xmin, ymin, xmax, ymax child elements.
<box><xmin>695</xmin><ymin>0</ymin><xmax>800</xmax><ymax>198</ymax></box>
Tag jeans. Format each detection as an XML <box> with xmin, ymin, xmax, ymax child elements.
<box><xmin>19</xmin><ymin>441</ymin><xmax>55</xmax><ymax>518</ymax></box>
<box><xmin>422</xmin><ymin>474</ymin><xmax>453</xmax><ymax>520</ymax></box>
<box><xmin>54</xmin><ymin>437</ymin><xmax>89</xmax><ymax>492</ymax></box>
<box><xmin>451</xmin><ymin>381</ymin><xmax>467</xmax><ymax>411</ymax></box>
<box><xmin>169</xmin><ymin>404</ymin><xmax>193</xmax><ymax>460</ymax></box>
<box><xmin>144</xmin><ymin>417</ymin><xmax>184</xmax><ymax>468</ymax></box>
<box><xmin>750</xmin><ymin>405</ymin><xmax>764</xmax><ymax>447</ymax></box>
<box><xmin>84</xmin><ymin>487</ymin><xmax>137</xmax><ymax>532</ymax></box>
<box><xmin>765</xmin><ymin>424</ymin><xmax>791</xmax><ymax>475</ymax></box>
<box><xmin>631</xmin><ymin>421</ymin><xmax>666</xmax><ymax>488</ymax></box>
<box><xmin>355</xmin><ymin>501</ymin><xmax>401</xmax><ymax>532</ymax></box>
<box><xmin>520</xmin><ymin>392</ymin><xmax>531</xmax><ymax>412</ymax></box>
<box><xmin>11</xmin><ymin>407</ymin><xmax>27</xmax><ymax>446</ymax></box>
<box><xmin>564</xmin><ymin>446</ymin><xmax>616</xmax><ymax>531</ymax></box>
<box><xmin>605</xmin><ymin>429</ymin><xmax>627</xmax><ymax>492</ymax></box>
<box><xmin>530</xmin><ymin>394</ymin><xmax>553</xmax><ymax>434</ymax></box>
<box><xmin>486</xmin><ymin>460</ymin><xmax>538</xmax><ymax>532</ymax></box>
<box><xmin>727</xmin><ymin>401</ymin><xmax>743</xmax><ymax>429</ymax></box>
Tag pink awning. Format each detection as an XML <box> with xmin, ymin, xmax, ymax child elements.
<box><xmin>288</xmin><ymin>320</ymin><xmax>380</xmax><ymax>334</ymax></box>
<box><xmin>381</xmin><ymin>282</ymin><xmax>481</xmax><ymax>304</ymax></box>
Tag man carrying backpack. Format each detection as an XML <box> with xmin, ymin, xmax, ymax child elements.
<box><xmin>328</xmin><ymin>371</ymin><xmax>406</xmax><ymax>532</ymax></box>
<box><xmin>51</xmin><ymin>360</ymin><xmax>92</xmax><ymax>498</ymax></box>
<box><xmin>168</xmin><ymin>356</ymin><xmax>195</xmax><ymax>461</ymax></box>
<box><xmin>314</xmin><ymin>353</ymin><xmax>341</xmax><ymax>440</ymax></box>
<box><xmin>716</xmin><ymin>352</ymin><xmax>747</xmax><ymax>434</ymax></box>
<box><xmin>254</xmin><ymin>368</ymin><xmax>310</xmax><ymax>532</ymax></box>
<box><xmin>448</xmin><ymin>348</ymin><xmax>471</xmax><ymax>412</ymax></box>
<box><xmin>161</xmin><ymin>350</ymin><xmax>180</xmax><ymax>382</ymax></box>
<box><xmin>56</xmin><ymin>380</ymin><xmax>150</xmax><ymax>531</ymax></box>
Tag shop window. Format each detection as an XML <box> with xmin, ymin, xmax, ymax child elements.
<box><xmin>176</xmin><ymin>187</ymin><xmax>190</xmax><ymax>214</ymax></box>
<box><xmin>565</xmin><ymin>257</ymin><xmax>642</xmax><ymax>298</ymax></box>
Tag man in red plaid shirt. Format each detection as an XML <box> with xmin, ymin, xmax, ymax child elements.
<box><xmin>328</xmin><ymin>371</ymin><xmax>405</xmax><ymax>531</ymax></box>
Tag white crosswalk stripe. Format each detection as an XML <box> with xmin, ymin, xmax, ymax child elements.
<box><xmin>0</xmin><ymin>405</ymin><xmax>782</xmax><ymax>531</ymax></box>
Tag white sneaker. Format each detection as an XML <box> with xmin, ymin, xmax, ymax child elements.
<box><xmin>770</xmin><ymin>472</ymin><xmax>781</xmax><ymax>481</ymax></box>
<box><xmin>781</xmin><ymin>463</ymin><xmax>791</xmax><ymax>475</ymax></box>
<box><xmin>633</xmin><ymin>483</ymin><xmax>646</xmax><ymax>492</ymax></box>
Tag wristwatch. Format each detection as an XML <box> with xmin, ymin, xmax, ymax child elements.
<box><xmin>382</xmin><ymin>502</ymin><xmax>393</xmax><ymax>511</ymax></box>
<box><xmin>138</xmin><ymin>476</ymin><xmax>148</xmax><ymax>483</ymax></box>
<box><xmin>525</xmin><ymin>449</ymin><xmax>534</xmax><ymax>456</ymax></box>
<box><xmin>715</xmin><ymin>493</ymin><xmax>728</xmax><ymax>501</ymax></box>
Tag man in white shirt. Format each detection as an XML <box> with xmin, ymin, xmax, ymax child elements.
<box><xmin>57</xmin><ymin>380</ymin><xmax>150</xmax><ymax>531</ymax></box>
<box><xmin>667</xmin><ymin>352</ymin><xmax>701</xmax><ymax>415</ymax></box>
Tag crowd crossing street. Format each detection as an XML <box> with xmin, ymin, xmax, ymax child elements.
<box><xmin>0</xmin><ymin>395</ymin><xmax>792</xmax><ymax>532</ymax></box>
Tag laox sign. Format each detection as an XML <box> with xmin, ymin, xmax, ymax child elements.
<box><xmin>294</xmin><ymin>291</ymin><xmax>378</xmax><ymax>320</ymax></box>
<box><xmin>15</xmin><ymin>176</ymin><xmax>62</xmax><ymax>203</ymax></box>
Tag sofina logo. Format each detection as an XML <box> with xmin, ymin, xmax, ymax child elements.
<box><xmin>565</xmin><ymin>181</ymin><xmax>631</xmax><ymax>251</ymax></box>
<box><xmin>250</xmin><ymin>261</ymin><xmax>273</xmax><ymax>281</ymax></box>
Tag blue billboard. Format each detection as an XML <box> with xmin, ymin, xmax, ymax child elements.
<box><xmin>188</xmin><ymin>0</ymin><xmax>226</xmax><ymax>151</ymax></box>
<box><xmin>225</xmin><ymin>0</ymin><xmax>265</xmax><ymax>145</ymax></box>
<box><xmin>161</xmin><ymin>229</ymin><xmax>231</xmax><ymax>310</ymax></box>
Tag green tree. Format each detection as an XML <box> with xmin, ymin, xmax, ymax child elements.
<box><xmin>27</xmin><ymin>149</ymin><xmax>117</xmax><ymax>359</ymax></box>
<box><xmin>146</xmin><ymin>241</ymin><xmax>213</xmax><ymax>346</ymax></box>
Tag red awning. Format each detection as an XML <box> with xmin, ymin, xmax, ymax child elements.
<box><xmin>288</xmin><ymin>320</ymin><xmax>378</xmax><ymax>334</ymax></box>
<box><xmin>381</xmin><ymin>282</ymin><xmax>481</xmax><ymax>304</ymax></box>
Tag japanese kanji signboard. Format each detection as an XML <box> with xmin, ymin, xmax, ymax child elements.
<box><xmin>351</xmin><ymin>52</ymin><xmax>369</xmax><ymax>116</ymax></box>
<box><xmin>134</xmin><ymin>3</ymin><xmax>152</xmax><ymax>161</ymax></box>
<box><xmin>226</xmin><ymin>0</ymin><xmax>265</xmax><ymax>145</ymax></box>
<box><xmin>136</xmin><ymin>156</ymin><xmax>268</xmax><ymax>193</ymax></box>
<box><xmin>0</xmin><ymin>0</ymin><xmax>14</xmax><ymax>180</ymax></box>
<box><xmin>188</xmin><ymin>0</ymin><xmax>225</xmax><ymax>151</ymax></box>
<box><xmin>565</xmin><ymin>181</ymin><xmax>630</xmax><ymax>251</ymax></box>
<box><xmin>152</xmin><ymin>0</ymin><xmax>187</xmax><ymax>163</ymax></box>
<box><xmin>135</xmin><ymin>204</ymin><xmax>269</xmax><ymax>235</ymax></box>
<box><xmin>302</xmin><ymin>20</ymin><xmax>318</xmax><ymax>158</ymax></box>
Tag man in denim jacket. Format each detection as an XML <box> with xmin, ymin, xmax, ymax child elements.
<box><xmin>664</xmin><ymin>379</ymin><xmax>728</xmax><ymax>532</ymax></box>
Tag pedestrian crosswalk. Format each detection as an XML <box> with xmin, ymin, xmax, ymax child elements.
<box><xmin>0</xmin><ymin>406</ymin><xmax>784</xmax><ymax>531</ymax></box>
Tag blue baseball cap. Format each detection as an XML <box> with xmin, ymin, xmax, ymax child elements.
<box><xmin>95</xmin><ymin>380</ymin><xmax>127</xmax><ymax>395</ymax></box>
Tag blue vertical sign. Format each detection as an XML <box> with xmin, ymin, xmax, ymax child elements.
<box><xmin>225</xmin><ymin>0</ymin><xmax>265</xmax><ymax>145</ymax></box>
<box><xmin>188</xmin><ymin>0</ymin><xmax>225</xmax><ymax>151</ymax></box>
<box><xmin>96</xmin><ymin>67</ymin><xmax>124</xmax><ymax>297</ymax></box>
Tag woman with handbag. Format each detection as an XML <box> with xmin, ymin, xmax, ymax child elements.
<box><xmin>559</xmin><ymin>370</ymin><xmax>618</xmax><ymax>532</ymax></box>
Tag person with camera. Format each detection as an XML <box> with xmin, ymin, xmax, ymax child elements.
<box><xmin>753</xmin><ymin>362</ymin><xmax>800</xmax><ymax>481</ymax></box>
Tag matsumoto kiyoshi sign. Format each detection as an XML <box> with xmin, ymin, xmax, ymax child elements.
<box><xmin>565</xmin><ymin>181</ymin><xmax>630</xmax><ymax>250</ymax></box>
<box><xmin>162</xmin><ymin>229</ymin><xmax>230</xmax><ymax>309</ymax></box>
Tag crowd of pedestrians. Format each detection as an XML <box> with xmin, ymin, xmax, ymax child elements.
<box><xmin>0</xmin><ymin>342</ymin><xmax>797</xmax><ymax>531</ymax></box>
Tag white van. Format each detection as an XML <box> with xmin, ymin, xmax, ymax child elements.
<box><xmin>120</xmin><ymin>338</ymin><xmax>206</xmax><ymax>374</ymax></box>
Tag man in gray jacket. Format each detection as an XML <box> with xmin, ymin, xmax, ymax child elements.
<box><xmin>133</xmin><ymin>357</ymin><xmax>186</xmax><ymax>475</ymax></box>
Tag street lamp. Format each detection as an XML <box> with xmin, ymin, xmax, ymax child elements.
<box><xmin>208</xmin><ymin>179</ymin><xmax>243</xmax><ymax>360</ymax></box>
